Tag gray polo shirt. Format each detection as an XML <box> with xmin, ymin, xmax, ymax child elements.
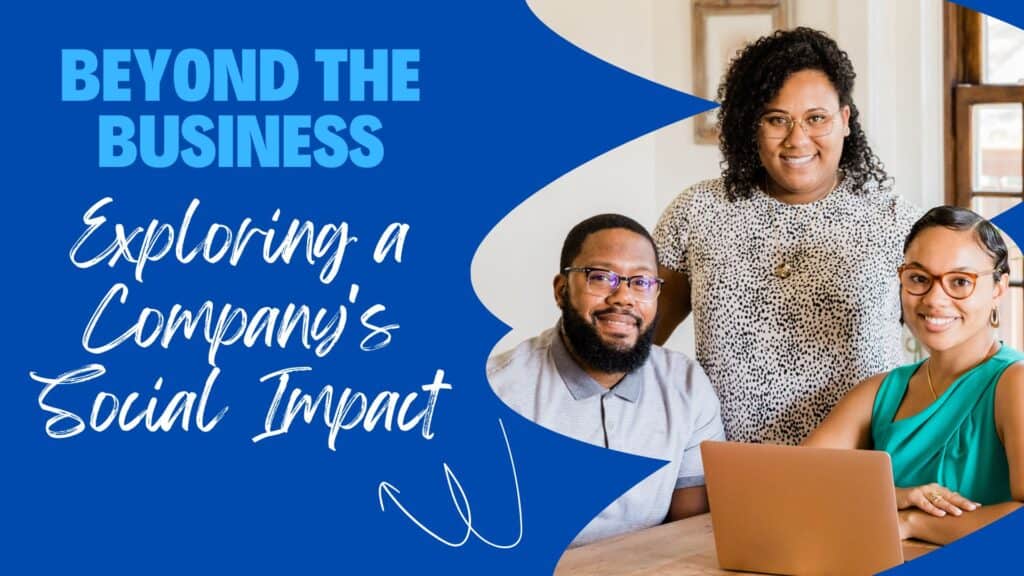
<box><xmin>487</xmin><ymin>324</ymin><xmax>725</xmax><ymax>547</ymax></box>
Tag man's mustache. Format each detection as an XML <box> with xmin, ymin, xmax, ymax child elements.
<box><xmin>593</xmin><ymin>307</ymin><xmax>642</xmax><ymax>326</ymax></box>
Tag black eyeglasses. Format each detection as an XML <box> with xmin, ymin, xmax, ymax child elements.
<box><xmin>563</xmin><ymin>267</ymin><xmax>664</xmax><ymax>301</ymax></box>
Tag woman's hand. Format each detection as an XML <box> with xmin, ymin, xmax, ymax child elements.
<box><xmin>895</xmin><ymin>483</ymin><xmax>981</xmax><ymax>517</ymax></box>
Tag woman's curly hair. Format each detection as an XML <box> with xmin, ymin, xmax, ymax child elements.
<box><xmin>716</xmin><ymin>27</ymin><xmax>890</xmax><ymax>201</ymax></box>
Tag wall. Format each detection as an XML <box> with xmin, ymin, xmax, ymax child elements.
<box><xmin>473</xmin><ymin>0</ymin><xmax>662</xmax><ymax>355</ymax></box>
<box><xmin>474</xmin><ymin>0</ymin><xmax>946</xmax><ymax>357</ymax></box>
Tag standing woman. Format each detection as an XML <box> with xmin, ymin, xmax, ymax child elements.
<box><xmin>653</xmin><ymin>28</ymin><xmax>920</xmax><ymax>444</ymax></box>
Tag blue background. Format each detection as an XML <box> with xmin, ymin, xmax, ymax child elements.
<box><xmin>1</xmin><ymin>1</ymin><xmax>1021</xmax><ymax>574</ymax></box>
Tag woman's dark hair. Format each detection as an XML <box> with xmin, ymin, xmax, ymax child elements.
<box><xmin>717</xmin><ymin>27</ymin><xmax>890</xmax><ymax>201</ymax></box>
<box><xmin>904</xmin><ymin>206</ymin><xmax>1010</xmax><ymax>280</ymax></box>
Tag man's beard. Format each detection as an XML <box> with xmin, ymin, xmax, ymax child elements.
<box><xmin>560</xmin><ymin>299</ymin><xmax>656</xmax><ymax>375</ymax></box>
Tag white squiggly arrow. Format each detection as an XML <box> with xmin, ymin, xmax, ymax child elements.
<box><xmin>378</xmin><ymin>418</ymin><xmax>523</xmax><ymax>548</ymax></box>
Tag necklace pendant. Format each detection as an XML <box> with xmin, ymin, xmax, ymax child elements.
<box><xmin>773</xmin><ymin>262</ymin><xmax>792</xmax><ymax>279</ymax></box>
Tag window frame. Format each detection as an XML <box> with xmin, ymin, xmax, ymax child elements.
<box><xmin>944</xmin><ymin>3</ymin><xmax>1023</xmax><ymax>346</ymax></box>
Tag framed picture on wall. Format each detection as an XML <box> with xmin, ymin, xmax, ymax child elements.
<box><xmin>692</xmin><ymin>0</ymin><xmax>787</xmax><ymax>144</ymax></box>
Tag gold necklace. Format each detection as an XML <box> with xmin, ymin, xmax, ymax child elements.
<box><xmin>924</xmin><ymin>360</ymin><xmax>938</xmax><ymax>400</ymax></box>
<box><xmin>770</xmin><ymin>173</ymin><xmax>840</xmax><ymax>279</ymax></box>
<box><xmin>924</xmin><ymin>340</ymin><xmax>1000</xmax><ymax>401</ymax></box>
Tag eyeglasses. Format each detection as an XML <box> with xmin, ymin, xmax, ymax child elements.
<box><xmin>758</xmin><ymin>109</ymin><xmax>838</xmax><ymax>139</ymax></box>
<box><xmin>897</xmin><ymin>264</ymin><xmax>999</xmax><ymax>300</ymax></box>
<box><xmin>563</xmin><ymin>267</ymin><xmax>664</xmax><ymax>301</ymax></box>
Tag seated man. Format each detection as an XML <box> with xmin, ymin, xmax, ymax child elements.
<box><xmin>488</xmin><ymin>213</ymin><xmax>724</xmax><ymax>547</ymax></box>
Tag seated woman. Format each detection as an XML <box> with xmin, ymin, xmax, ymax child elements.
<box><xmin>804</xmin><ymin>205</ymin><xmax>1024</xmax><ymax>545</ymax></box>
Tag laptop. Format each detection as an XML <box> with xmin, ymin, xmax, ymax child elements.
<box><xmin>700</xmin><ymin>441</ymin><xmax>907</xmax><ymax>576</ymax></box>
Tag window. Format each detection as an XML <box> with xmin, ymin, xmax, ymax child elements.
<box><xmin>946</xmin><ymin>4</ymin><xmax>1024</xmax><ymax>348</ymax></box>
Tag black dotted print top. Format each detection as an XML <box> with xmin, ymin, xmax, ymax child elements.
<box><xmin>654</xmin><ymin>177</ymin><xmax>921</xmax><ymax>445</ymax></box>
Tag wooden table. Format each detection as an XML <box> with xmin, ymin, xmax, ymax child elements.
<box><xmin>555</xmin><ymin>513</ymin><xmax>938</xmax><ymax>575</ymax></box>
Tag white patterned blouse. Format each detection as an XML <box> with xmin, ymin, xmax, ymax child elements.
<box><xmin>654</xmin><ymin>176</ymin><xmax>921</xmax><ymax>445</ymax></box>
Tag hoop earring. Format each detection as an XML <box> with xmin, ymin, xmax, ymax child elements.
<box><xmin>991</xmin><ymin>307</ymin><xmax>1000</xmax><ymax>328</ymax></box>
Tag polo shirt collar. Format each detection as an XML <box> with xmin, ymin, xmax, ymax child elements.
<box><xmin>550</xmin><ymin>322</ymin><xmax>641</xmax><ymax>403</ymax></box>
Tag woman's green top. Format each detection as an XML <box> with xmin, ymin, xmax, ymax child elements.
<box><xmin>871</xmin><ymin>344</ymin><xmax>1024</xmax><ymax>504</ymax></box>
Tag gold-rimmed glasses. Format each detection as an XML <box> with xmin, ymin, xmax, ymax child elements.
<box><xmin>758</xmin><ymin>109</ymin><xmax>838</xmax><ymax>139</ymax></box>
